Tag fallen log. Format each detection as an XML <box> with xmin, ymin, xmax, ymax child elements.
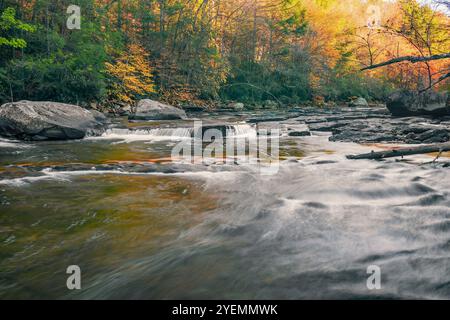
<box><xmin>346</xmin><ymin>143</ymin><xmax>450</xmax><ymax>160</ymax></box>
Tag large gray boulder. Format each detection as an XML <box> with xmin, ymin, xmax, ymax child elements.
<box><xmin>0</xmin><ymin>101</ymin><xmax>109</xmax><ymax>140</ymax></box>
<box><xmin>130</xmin><ymin>99</ymin><xmax>187</xmax><ymax>120</ymax></box>
<box><xmin>387</xmin><ymin>90</ymin><xmax>450</xmax><ymax>117</ymax></box>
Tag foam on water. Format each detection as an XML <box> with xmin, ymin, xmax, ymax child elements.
<box><xmin>0</xmin><ymin>169</ymin><xmax>71</xmax><ymax>186</ymax></box>
<box><xmin>0</xmin><ymin>137</ymin><xmax>30</xmax><ymax>149</ymax></box>
<box><xmin>0</xmin><ymin>166</ymin><xmax>244</xmax><ymax>187</ymax></box>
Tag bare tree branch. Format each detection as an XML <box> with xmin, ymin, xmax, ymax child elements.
<box><xmin>419</xmin><ymin>72</ymin><xmax>450</xmax><ymax>92</ymax></box>
<box><xmin>360</xmin><ymin>53</ymin><xmax>450</xmax><ymax>71</ymax></box>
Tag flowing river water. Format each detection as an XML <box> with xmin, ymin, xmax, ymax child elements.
<box><xmin>1</xmin><ymin>109</ymin><xmax>450</xmax><ymax>299</ymax></box>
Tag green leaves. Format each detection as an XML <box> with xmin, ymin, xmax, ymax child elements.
<box><xmin>0</xmin><ymin>7</ymin><xmax>36</xmax><ymax>33</ymax></box>
<box><xmin>0</xmin><ymin>37</ymin><xmax>27</xmax><ymax>48</ymax></box>
<box><xmin>0</xmin><ymin>7</ymin><xmax>36</xmax><ymax>48</ymax></box>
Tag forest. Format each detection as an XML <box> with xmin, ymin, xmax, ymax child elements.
<box><xmin>0</xmin><ymin>0</ymin><xmax>449</xmax><ymax>110</ymax></box>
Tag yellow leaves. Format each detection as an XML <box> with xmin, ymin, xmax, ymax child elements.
<box><xmin>105</xmin><ymin>44</ymin><xmax>156</xmax><ymax>104</ymax></box>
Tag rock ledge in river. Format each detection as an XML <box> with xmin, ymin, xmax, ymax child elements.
<box><xmin>0</xmin><ymin>101</ymin><xmax>108</xmax><ymax>140</ymax></box>
<box><xmin>130</xmin><ymin>99</ymin><xmax>187</xmax><ymax>120</ymax></box>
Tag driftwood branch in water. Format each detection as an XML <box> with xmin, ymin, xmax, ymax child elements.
<box><xmin>346</xmin><ymin>143</ymin><xmax>450</xmax><ymax>160</ymax></box>
<box><xmin>360</xmin><ymin>53</ymin><xmax>450</xmax><ymax>71</ymax></box>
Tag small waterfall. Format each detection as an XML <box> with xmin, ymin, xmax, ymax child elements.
<box><xmin>101</xmin><ymin>124</ymin><xmax>257</xmax><ymax>140</ymax></box>
<box><xmin>103</xmin><ymin>127</ymin><xmax>194</xmax><ymax>139</ymax></box>
<box><xmin>226</xmin><ymin>124</ymin><xmax>257</xmax><ymax>138</ymax></box>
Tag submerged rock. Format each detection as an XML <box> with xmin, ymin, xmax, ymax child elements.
<box><xmin>0</xmin><ymin>101</ymin><xmax>109</xmax><ymax>141</ymax></box>
<box><xmin>130</xmin><ymin>99</ymin><xmax>187</xmax><ymax>120</ymax></box>
<box><xmin>386</xmin><ymin>90</ymin><xmax>450</xmax><ymax>117</ymax></box>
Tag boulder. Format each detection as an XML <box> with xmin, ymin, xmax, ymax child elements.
<box><xmin>130</xmin><ymin>99</ymin><xmax>187</xmax><ymax>120</ymax></box>
<box><xmin>263</xmin><ymin>100</ymin><xmax>279</xmax><ymax>109</ymax></box>
<box><xmin>386</xmin><ymin>90</ymin><xmax>450</xmax><ymax>117</ymax></box>
<box><xmin>0</xmin><ymin>101</ymin><xmax>109</xmax><ymax>141</ymax></box>
<box><xmin>228</xmin><ymin>102</ymin><xmax>245</xmax><ymax>111</ymax></box>
<box><xmin>90</xmin><ymin>109</ymin><xmax>110</xmax><ymax>123</ymax></box>
<box><xmin>118</xmin><ymin>104</ymin><xmax>133</xmax><ymax>116</ymax></box>
<box><xmin>349</xmin><ymin>97</ymin><xmax>369</xmax><ymax>107</ymax></box>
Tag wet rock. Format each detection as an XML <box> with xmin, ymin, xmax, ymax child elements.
<box><xmin>197</xmin><ymin>124</ymin><xmax>229</xmax><ymax>137</ymax></box>
<box><xmin>200</xmin><ymin>124</ymin><xmax>256</xmax><ymax>137</ymax></box>
<box><xmin>387</xmin><ymin>90</ymin><xmax>450</xmax><ymax>117</ymax></box>
<box><xmin>308</xmin><ymin>121</ymin><xmax>351</xmax><ymax>132</ymax></box>
<box><xmin>329</xmin><ymin>131</ymin><xmax>398</xmax><ymax>143</ymax></box>
<box><xmin>130</xmin><ymin>99</ymin><xmax>187</xmax><ymax>120</ymax></box>
<box><xmin>288</xmin><ymin>131</ymin><xmax>311</xmax><ymax>137</ymax></box>
<box><xmin>0</xmin><ymin>101</ymin><xmax>108</xmax><ymax>141</ymax></box>
<box><xmin>401</xmin><ymin>126</ymin><xmax>433</xmax><ymax>135</ymax></box>
<box><xmin>248</xmin><ymin>116</ymin><xmax>292</xmax><ymax>123</ymax></box>
<box><xmin>314</xmin><ymin>160</ymin><xmax>338</xmax><ymax>165</ymax></box>
<box><xmin>183</xmin><ymin>105</ymin><xmax>207</xmax><ymax>112</ymax></box>
<box><xmin>409</xmin><ymin>129</ymin><xmax>450</xmax><ymax>144</ymax></box>
<box><xmin>349</xmin><ymin>97</ymin><xmax>368</xmax><ymax>107</ymax></box>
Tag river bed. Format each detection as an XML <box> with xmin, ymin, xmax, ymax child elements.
<box><xmin>1</xmin><ymin>109</ymin><xmax>449</xmax><ymax>299</ymax></box>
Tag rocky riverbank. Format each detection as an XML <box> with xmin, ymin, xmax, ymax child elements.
<box><xmin>1</xmin><ymin>96</ymin><xmax>450</xmax><ymax>146</ymax></box>
<box><xmin>286</xmin><ymin>106</ymin><xmax>450</xmax><ymax>144</ymax></box>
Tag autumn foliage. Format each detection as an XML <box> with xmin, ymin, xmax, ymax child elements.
<box><xmin>105</xmin><ymin>44</ymin><xmax>156</xmax><ymax>105</ymax></box>
<box><xmin>0</xmin><ymin>0</ymin><xmax>448</xmax><ymax>106</ymax></box>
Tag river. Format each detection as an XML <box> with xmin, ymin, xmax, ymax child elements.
<box><xmin>1</xmin><ymin>108</ymin><xmax>449</xmax><ymax>299</ymax></box>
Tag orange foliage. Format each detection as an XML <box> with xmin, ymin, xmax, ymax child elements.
<box><xmin>105</xmin><ymin>44</ymin><xmax>156</xmax><ymax>104</ymax></box>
